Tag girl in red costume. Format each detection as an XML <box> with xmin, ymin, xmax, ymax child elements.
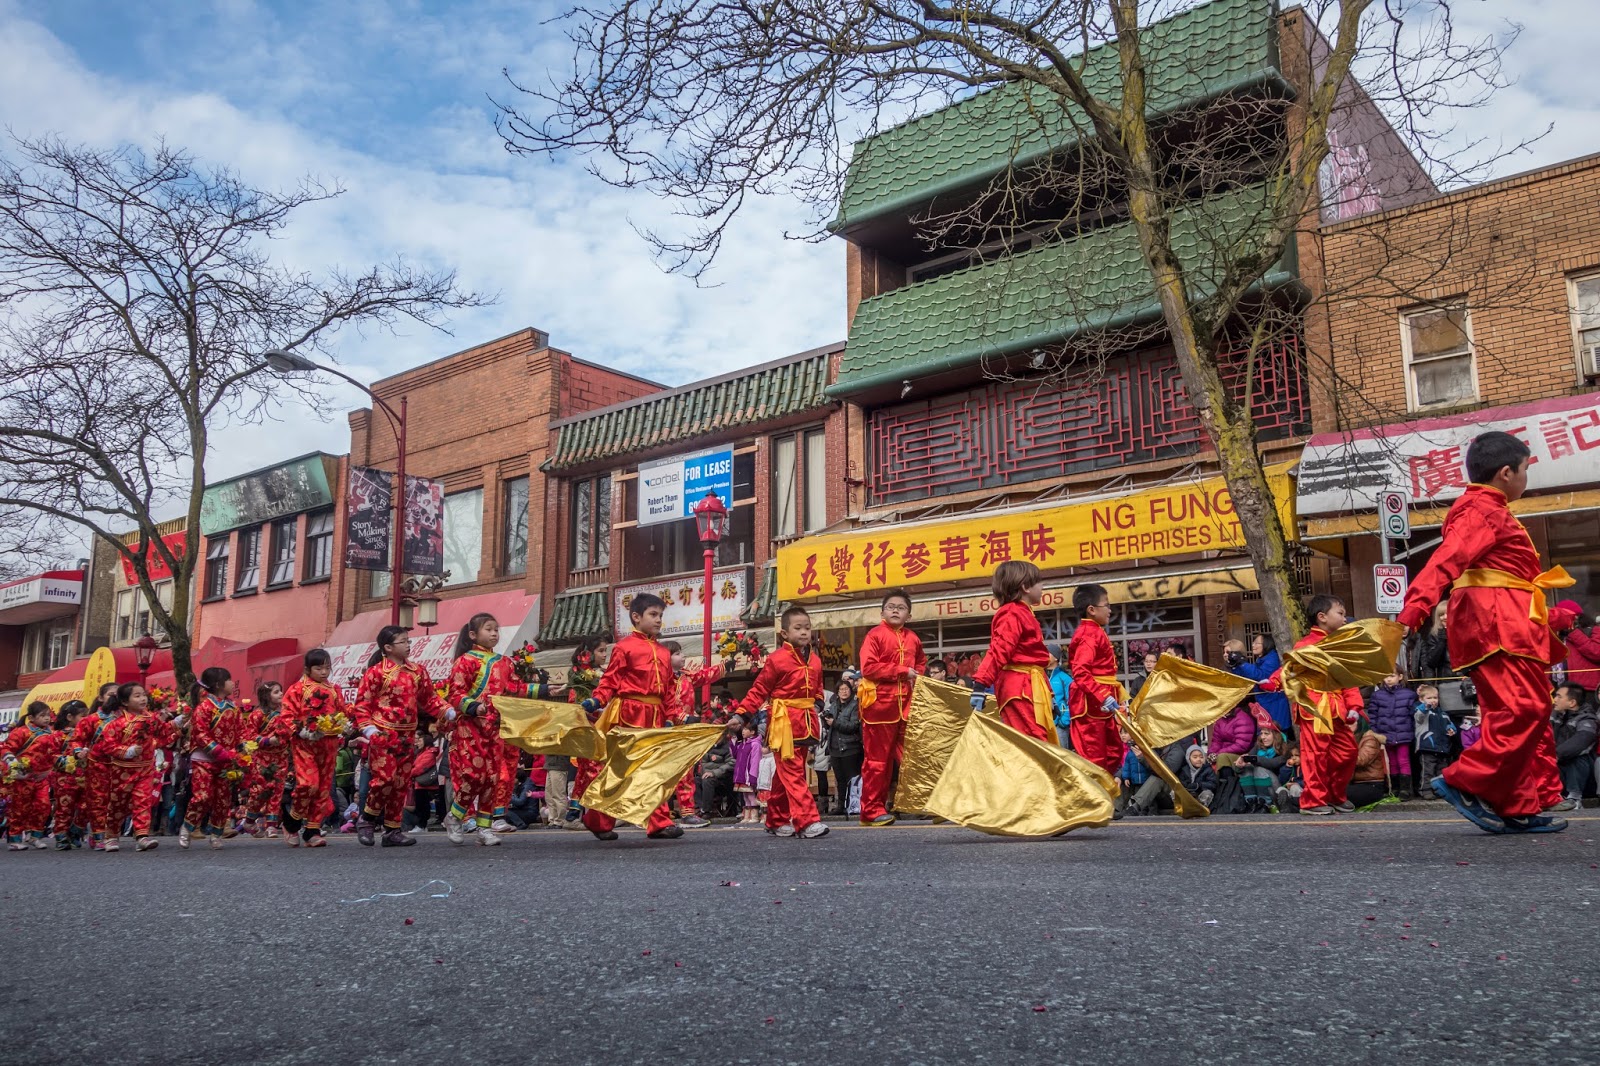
<box><xmin>1066</xmin><ymin>583</ymin><xmax>1128</xmax><ymax>775</ymax></box>
<box><xmin>181</xmin><ymin>667</ymin><xmax>248</xmax><ymax>850</ymax></box>
<box><xmin>443</xmin><ymin>612</ymin><xmax>528</xmax><ymax>847</ymax></box>
<box><xmin>973</xmin><ymin>562</ymin><xmax>1056</xmax><ymax>743</ymax></box>
<box><xmin>354</xmin><ymin>626</ymin><xmax>447</xmax><ymax>847</ymax></box>
<box><xmin>735</xmin><ymin>606</ymin><xmax>828</xmax><ymax>839</ymax></box>
<box><xmin>1397</xmin><ymin>431</ymin><xmax>1578</xmax><ymax>834</ymax></box>
<box><xmin>72</xmin><ymin>683</ymin><xmax>120</xmax><ymax>850</ymax></box>
<box><xmin>3</xmin><ymin>701</ymin><xmax>63</xmax><ymax>850</ymax></box>
<box><xmin>244</xmin><ymin>681</ymin><xmax>289</xmax><ymax>838</ymax></box>
<box><xmin>856</xmin><ymin>590</ymin><xmax>928</xmax><ymax>827</ymax></box>
<box><xmin>276</xmin><ymin>649</ymin><xmax>349</xmax><ymax>848</ymax></box>
<box><xmin>89</xmin><ymin>683</ymin><xmax>174</xmax><ymax>852</ymax></box>
<box><xmin>51</xmin><ymin>700</ymin><xmax>89</xmax><ymax>850</ymax></box>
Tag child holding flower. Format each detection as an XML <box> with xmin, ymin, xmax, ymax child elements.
<box><xmin>244</xmin><ymin>681</ymin><xmax>289</xmax><ymax>838</ymax></box>
<box><xmin>276</xmin><ymin>649</ymin><xmax>350</xmax><ymax>847</ymax></box>
<box><xmin>2</xmin><ymin>701</ymin><xmax>63</xmax><ymax>850</ymax></box>
<box><xmin>443</xmin><ymin>612</ymin><xmax>529</xmax><ymax>847</ymax></box>
<box><xmin>181</xmin><ymin>667</ymin><xmax>248</xmax><ymax>850</ymax></box>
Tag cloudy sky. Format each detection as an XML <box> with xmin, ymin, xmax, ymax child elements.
<box><xmin>0</xmin><ymin>0</ymin><xmax>1596</xmax><ymax>486</ymax></box>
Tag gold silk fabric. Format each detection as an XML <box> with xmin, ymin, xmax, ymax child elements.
<box><xmin>1279</xmin><ymin>619</ymin><xmax>1407</xmax><ymax>735</ymax></box>
<box><xmin>1126</xmin><ymin>654</ymin><xmax>1255</xmax><ymax>749</ymax></box>
<box><xmin>898</xmin><ymin>677</ymin><xmax>989</xmax><ymax>811</ymax></box>
<box><xmin>496</xmin><ymin>696</ymin><xmax>607</xmax><ymax>761</ymax></box>
<box><xmin>579</xmin><ymin>723</ymin><xmax>724</xmax><ymax>828</ymax></box>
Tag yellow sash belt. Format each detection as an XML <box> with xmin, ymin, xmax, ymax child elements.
<box><xmin>767</xmin><ymin>698</ymin><xmax>812</xmax><ymax>762</ymax></box>
<box><xmin>1455</xmin><ymin>566</ymin><xmax>1573</xmax><ymax>626</ymax></box>
<box><xmin>596</xmin><ymin>693</ymin><xmax>663</xmax><ymax>735</ymax></box>
<box><xmin>1002</xmin><ymin>665</ymin><xmax>1055</xmax><ymax>737</ymax></box>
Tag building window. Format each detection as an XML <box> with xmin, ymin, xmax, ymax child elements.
<box><xmin>203</xmin><ymin>537</ymin><xmax>229</xmax><ymax>601</ymax></box>
<box><xmin>115</xmin><ymin>588</ymin><xmax>135</xmax><ymax>643</ymax></box>
<box><xmin>371</xmin><ymin>566</ymin><xmax>390</xmax><ymax>598</ymax></box>
<box><xmin>117</xmin><ymin>580</ymin><xmax>173</xmax><ymax>642</ymax></box>
<box><xmin>303</xmin><ymin>509</ymin><xmax>334</xmax><ymax>581</ymax></box>
<box><xmin>21</xmin><ymin>621</ymin><xmax>73</xmax><ymax>674</ymax></box>
<box><xmin>443</xmin><ymin>488</ymin><xmax>484</xmax><ymax>586</ymax></box>
<box><xmin>772</xmin><ymin>429</ymin><xmax>828</xmax><ymax>539</ymax></box>
<box><xmin>803</xmin><ymin>429</ymin><xmax>827</xmax><ymax>533</ymax></box>
<box><xmin>504</xmin><ymin>477</ymin><xmax>530</xmax><ymax>575</ymax></box>
<box><xmin>1402</xmin><ymin>303</ymin><xmax>1477</xmax><ymax>409</ymax></box>
<box><xmin>569</xmin><ymin>476</ymin><xmax>611</xmax><ymax>573</ymax></box>
<box><xmin>268</xmin><ymin>517</ymin><xmax>298</xmax><ymax>587</ymax></box>
<box><xmin>234</xmin><ymin>528</ymin><xmax>262</xmax><ymax>593</ymax></box>
<box><xmin>1570</xmin><ymin>272</ymin><xmax>1600</xmax><ymax>379</ymax></box>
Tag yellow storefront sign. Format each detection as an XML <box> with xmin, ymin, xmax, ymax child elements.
<box><xmin>778</xmin><ymin>465</ymin><xmax>1294</xmax><ymax>601</ymax></box>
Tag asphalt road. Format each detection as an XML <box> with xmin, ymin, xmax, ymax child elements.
<box><xmin>4</xmin><ymin>810</ymin><xmax>1599</xmax><ymax>1065</ymax></box>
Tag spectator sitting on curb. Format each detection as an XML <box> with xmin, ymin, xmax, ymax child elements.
<box><xmin>1549</xmin><ymin>683</ymin><xmax>1597</xmax><ymax>812</ymax></box>
<box><xmin>1179</xmin><ymin>745</ymin><xmax>1219</xmax><ymax>810</ymax></box>
<box><xmin>1345</xmin><ymin>726</ymin><xmax>1390</xmax><ymax>808</ymax></box>
<box><xmin>1237</xmin><ymin>725</ymin><xmax>1289</xmax><ymax>812</ymax></box>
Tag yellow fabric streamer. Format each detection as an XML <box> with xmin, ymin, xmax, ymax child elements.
<box><xmin>1454</xmin><ymin>566</ymin><xmax>1574</xmax><ymax>626</ymax></box>
<box><xmin>1126</xmin><ymin>654</ymin><xmax>1256</xmax><ymax>749</ymax></box>
<box><xmin>495</xmin><ymin>696</ymin><xmax>606</xmax><ymax>761</ymax></box>
<box><xmin>1002</xmin><ymin>664</ymin><xmax>1055</xmax><ymax>737</ymax></box>
<box><xmin>899</xmin><ymin>677</ymin><xmax>988</xmax><ymax>812</ymax></box>
<box><xmin>1279</xmin><ymin>618</ymin><xmax>1407</xmax><ymax>735</ymax></box>
<box><xmin>923</xmin><ymin>713</ymin><xmax>1116</xmax><ymax>837</ymax></box>
<box><xmin>1114</xmin><ymin>709</ymin><xmax>1211</xmax><ymax>820</ymax></box>
<box><xmin>580</xmin><ymin>723</ymin><xmax>725</xmax><ymax>827</ymax></box>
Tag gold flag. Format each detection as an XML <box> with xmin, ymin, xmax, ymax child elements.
<box><xmin>1127</xmin><ymin>653</ymin><xmax>1256</xmax><ymax>749</ymax></box>
<box><xmin>495</xmin><ymin>696</ymin><xmax>607</xmax><ymax>761</ymax></box>
<box><xmin>1279</xmin><ymin>618</ymin><xmax>1406</xmax><ymax>734</ymax></box>
<box><xmin>580</xmin><ymin>723</ymin><xmax>725</xmax><ymax>827</ymax></box>
<box><xmin>1115</xmin><ymin>709</ymin><xmax>1211</xmax><ymax>819</ymax></box>
<box><xmin>898</xmin><ymin>677</ymin><xmax>989</xmax><ymax>812</ymax></box>
<box><xmin>924</xmin><ymin>713</ymin><xmax>1115</xmax><ymax>837</ymax></box>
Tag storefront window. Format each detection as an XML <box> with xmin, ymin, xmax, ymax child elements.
<box><xmin>303</xmin><ymin>510</ymin><xmax>334</xmax><ymax>581</ymax></box>
<box><xmin>1548</xmin><ymin>511</ymin><xmax>1600</xmax><ymax>607</ymax></box>
<box><xmin>443</xmin><ymin>488</ymin><xmax>484</xmax><ymax>586</ymax></box>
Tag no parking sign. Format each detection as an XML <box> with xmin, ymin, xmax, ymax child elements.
<box><xmin>1374</xmin><ymin>564</ymin><xmax>1408</xmax><ymax>615</ymax></box>
<box><xmin>1379</xmin><ymin>490</ymin><xmax>1410</xmax><ymax>539</ymax></box>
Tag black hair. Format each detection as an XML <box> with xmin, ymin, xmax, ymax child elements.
<box><xmin>927</xmin><ymin>658</ymin><xmax>948</xmax><ymax>673</ymax></box>
<box><xmin>881</xmin><ymin>589</ymin><xmax>912</xmax><ymax>610</ymax></box>
<box><xmin>191</xmin><ymin>666</ymin><xmax>232</xmax><ymax>707</ymax></box>
<box><xmin>304</xmin><ymin>648</ymin><xmax>332</xmax><ymax>670</ymax></box>
<box><xmin>1307</xmin><ymin>594</ymin><xmax>1344</xmax><ymax>626</ymax></box>
<box><xmin>452</xmin><ymin>612</ymin><xmax>499</xmax><ymax>660</ymax></box>
<box><xmin>368</xmin><ymin>625</ymin><xmax>410</xmax><ymax>669</ymax></box>
<box><xmin>256</xmin><ymin>680</ymin><xmax>284</xmax><ymax>708</ymax></box>
<box><xmin>103</xmin><ymin>682</ymin><xmax>144</xmax><ymax>714</ymax></box>
<box><xmin>1555</xmin><ymin>682</ymin><xmax>1590</xmax><ymax>706</ymax></box>
<box><xmin>628</xmin><ymin>592</ymin><xmax>667</xmax><ymax>619</ymax></box>
<box><xmin>779</xmin><ymin>605</ymin><xmax>811</xmax><ymax>631</ymax></box>
<box><xmin>24</xmin><ymin>700</ymin><xmax>50</xmax><ymax>723</ymax></box>
<box><xmin>1253</xmin><ymin>634</ymin><xmax>1277</xmax><ymax>656</ymax></box>
<box><xmin>1466</xmin><ymin>430</ymin><xmax>1531</xmax><ymax>485</ymax></box>
<box><xmin>55</xmin><ymin>700</ymin><xmax>87</xmax><ymax>731</ymax></box>
<box><xmin>90</xmin><ymin>682</ymin><xmax>117</xmax><ymax>713</ymax></box>
<box><xmin>1072</xmin><ymin>583</ymin><xmax>1109</xmax><ymax>616</ymax></box>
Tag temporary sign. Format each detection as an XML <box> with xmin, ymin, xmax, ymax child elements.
<box><xmin>1373</xmin><ymin>564</ymin><xmax>1408</xmax><ymax>615</ymax></box>
<box><xmin>637</xmin><ymin>448</ymin><xmax>734</xmax><ymax>527</ymax></box>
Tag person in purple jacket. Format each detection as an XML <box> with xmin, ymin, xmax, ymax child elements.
<box><xmin>730</xmin><ymin>716</ymin><xmax>763</xmax><ymax>826</ymax></box>
<box><xmin>1368</xmin><ymin>673</ymin><xmax>1419</xmax><ymax>797</ymax></box>
<box><xmin>1207</xmin><ymin>702</ymin><xmax>1258</xmax><ymax>771</ymax></box>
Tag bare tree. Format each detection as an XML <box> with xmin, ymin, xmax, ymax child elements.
<box><xmin>498</xmin><ymin>0</ymin><xmax>1530</xmax><ymax>647</ymax></box>
<box><xmin>0</xmin><ymin>137</ymin><xmax>487</xmax><ymax>690</ymax></box>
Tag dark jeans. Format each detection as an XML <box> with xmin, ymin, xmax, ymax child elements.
<box><xmin>1418</xmin><ymin>751</ymin><xmax>1451</xmax><ymax>792</ymax></box>
<box><xmin>697</xmin><ymin>772</ymin><xmax>733</xmax><ymax>817</ymax></box>
<box><xmin>1346</xmin><ymin>780</ymin><xmax>1388</xmax><ymax>807</ymax></box>
<box><xmin>1558</xmin><ymin>758</ymin><xmax>1593</xmax><ymax>799</ymax></box>
<box><xmin>409</xmin><ymin>787</ymin><xmax>445</xmax><ymax>829</ymax></box>
<box><xmin>829</xmin><ymin>752</ymin><xmax>862</xmax><ymax>812</ymax></box>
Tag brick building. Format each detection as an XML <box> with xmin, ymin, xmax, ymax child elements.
<box><xmin>320</xmin><ymin>328</ymin><xmax>661</xmax><ymax>694</ymax></box>
<box><xmin>1298</xmin><ymin>153</ymin><xmax>1600</xmax><ymax>619</ymax></box>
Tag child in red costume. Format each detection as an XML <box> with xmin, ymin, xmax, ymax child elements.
<box><xmin>244</xmin><ymin>681</ymin><xmax>288</xmax><ymax>838</ymax></box>
<box><xmin>181</xmin><ymin>667</ymin><xmax>249</xmax><ymax>850</ymax></box>
<box><xmin>666</xmin><ymin>640</ymin><xmax>723</xmax><ymax>828</ymax></box>
<box><xmin>856</xmin><ymin>590</ymin><xmax>928</xmax><ymax>827</ymax></box>
<box><xmin>443</xmin><ymin>612</ymin><xmax>528</xmax><ymax>847</ymax></box>
<box><xmin>736</xmin><ymin>606</ymin><xmax>829</xmax><ymax>839</ymax></box>
<box><xmin>89</xmin><ymin>683</ymin><xmax>175</xmax><ymax>852</ymax></box>
<box><xmin>576</xmin><ymin>593</ymin><xmax>682</xmax><ymax>841</ymax></box>
<box><xmin>1276</xmin><ymin>595</ymin><xmax>1364</xmax><ymax>816</ymax></box>
<box><xmin>3</xmin><ymin>701</ymin><xmax>63</xmax><ymax>850</ymax></box>
<box><xmin>354</xmin><ymin>626</ymin><xmax>448</xmax><ymax>847</ymax></box>
<box><xmin>72</xmin><ymin>683</ymin><xmax>120</xmax><ymax>849</ymax></box>
<box><xmin>974</xmin><ymin>563</ymin><xmax>1057</xmax><ymax>744</ymax></box>
<box><xmin>1397</xmin><ymin>430</ymin><xmax>1578</xmax><ymax>834</ymax></box>
<box><xmin>50</xmin><ymin>700</ymin><xmax>89</xmax><ymax>850</ymax></box>
<box><xmin>276</xmin><ymin>649</ymin><xmax>349</xmax><ymax>847</ymax></box>
<box><xmin>1064</xmin><ymin>582</ymin><xmax>1127</xmax><ymax>774</ymax></box>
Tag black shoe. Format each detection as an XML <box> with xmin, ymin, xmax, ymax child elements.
<box><xmin>590</xmin><ymin>829</ymin><xmax>618</xmax><ymax>841</ymax></box>
<box><xmin>380</xmin><ymin>827</ymin><xmax>416</xmax><ymax>847</ymax></box>
<box><xmin>646</xmin><ymin>825</ymin><xmax>685</xmax><ymax>840</ymax></box>
<box><xmin>356</xmin><ymin>821</ymin><xmax>376</xmax><ymax>847</ymax></box>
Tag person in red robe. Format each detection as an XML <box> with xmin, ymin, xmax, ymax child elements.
<box><xmin>666</xmin><ymin>641</ymin><xmax>723</xmax><ymax>828</ymax></box>
<box><xmin>88</xmin><ymin>683</ymin><xmax>175</xmax><ymax>852</ymax></box>
<box><xmin>856</xmin><ymin>590</ymin><xmax>928</xmax><ymax>827</ymax></box>
<box><xmin>3</xmin><ymin>701</ymin><xmax>64</xmax><ymax>850</ymax></box>
<box><xmin>72</xmin><ymin>684</ymin><xmax>120</xmax><ymax>849</ymax></box>
<box><xmin>736</xmin><ymin>607</ymin><xmax>829</xmax><ymax>839</ymax></box>
<box><xmin>50</xmin><ymin>700</ymin><xmax>90</xmax><ymax>850</ymax></box>
<box><xmin>244</xmin><ymin>681</ymin><xmax>289</xmax><ymax>839</ymax></box>
<box><xmin>182</xmin><ymin>667</ymin><xmax>249</xmax><ymax>850</ymax></box>
<box><xmin>443</xmin><ymin>612</ymin><xmax>528</xmax><ymax>847</ymax></box>
<box><xmin>353</xmin><ymin>626</ymin><xmax>448</xmax><ymax>847</ymax></box>
<box><xmin>577</xmin><ymin>593</ymin><xmax>682</xmax><ymax>840</ymax></box>
<box><xmin>1064</xmin><ymin>582</ymin><xmax>1127</xmax><ymax>775</ymax></box>
<box><xmin>1398</xmin><ymin>430</ymin><xmax>1578</xmax><ymax>834</ymax></box>
<box><xmin>275</xmin><ymin>649</ymin><xmax>349</xmax><ymax>847</ymax></box>
<box><xmin>974</xmin><ymin>563</ymin><xmax>1057</xmax><ymax>744</ymax></box>
<box><xmin>1274</xmin><ymin>596</ymin><xmax>1364</xmax><ymax>815</ymax></box>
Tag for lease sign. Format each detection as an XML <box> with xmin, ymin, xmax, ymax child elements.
<box><xmin>637</xmin><ymin>448</ymin><xmax>734</xmax><ymax>527</ymax></box>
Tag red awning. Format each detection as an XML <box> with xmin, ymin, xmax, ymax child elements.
<box><xmin>37</xmin><ymin>647</ymin><xmax>175</xmax><ymax>689</ymax></box>
<box><xmin>142</xmin><ymin>636</ymin><xmax>303</xmax><ymax>696</ymax></box>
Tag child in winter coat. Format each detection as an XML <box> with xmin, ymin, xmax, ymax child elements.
<box><xmin>1368</xmin><ymin>674</ymin><xmax>1418</xmax><ymax>797</ymax></box>
<box><xmin>1236</xmin><ymin>726</ymin><xmax>1290</xmax><ymax>812</ymax></box>
<box><xmin>1179</xmin><ymin>745</ymin><xmax>1220</xmax><ymax>809</ymax></box>
<box><xmin>732</xmin><ymin>718</ymin><xmax>762</xmax><ymax>825</ymax></box>
<box><xmin>1207</xmin><ymin>704</ymin><xmax>1257</xmax><ymax>769</ymax></box>
<box><xmin>1413</xmin><ymin>683</ymin><xmax>1457</xmax><ymax>797</ymax></box>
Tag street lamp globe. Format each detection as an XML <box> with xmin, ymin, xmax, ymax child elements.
<box><xmin>133</xmin><ymin>632</ymin><xmax>160</xmax><ymax>672</ymax></box>
<box><xmin>692</xmin><ymin>491</ymin><xmax>729</xmax><ymax>548</ymax></box>
<box><xmin>263</xmin><ymin>348</ymin><xmax>320</xmax><ymax>374</ymax></box>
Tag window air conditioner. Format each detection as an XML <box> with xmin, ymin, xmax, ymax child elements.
<box><xmin>1584</xmin><ymin>343</ymin><xmax>1600</xmax><ymax>378</ymax></box>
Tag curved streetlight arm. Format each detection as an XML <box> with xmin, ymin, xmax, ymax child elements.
<box><xmin>265</xmin><ymin>350</ymin><xmax>404</xmax><ymax>439</ymax></box>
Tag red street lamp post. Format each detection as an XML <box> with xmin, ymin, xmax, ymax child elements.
<box><xmin>691</xmin><ymin>491</ymin><xmax>730</xmax><ymax>706</ymax></box>
<box><xmin>133</xmin><ymin>631</ymin><xmax>160</xmax><ymax>688</ymax></box>
<box><xmin>265</xmin><ymin>349</ymin><xmax>408</xmax><ymax>625</ymax></box>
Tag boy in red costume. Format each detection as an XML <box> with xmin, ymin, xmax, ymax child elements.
<box><xmin>354</xmin><ymin>626</ymin><xmax>448</xmax><ymax>847</ymax></box>
<box><xmin>2</xmin><ymin>701</ymin><xmax>64</xmax><ymax>850</ymax></box>
<box><xmin>974</xmin><ymin>562</ymin><xmax>1057</xmax><ymax>744</ymax></box>
<box><xmin>576</xmin><ymin>593</ymin><xmax>682</xmax><ymax>841</ymax></box>
<box><xmin>1279</xmin><ymin>595</ymin><xmax>1364</xmax><ymax>816</ymax></box>
<box><xmin>1064</xmin><ymin>582</ymin><xmax>1127</xmax><ymax>774</ymax></box>
<box><xmin>666</xmin><ymin>640</ymin><xmax>723</xmax><ymax>828</ymax></box>
<box><xmin>856</xmin><ymin>590</ymin><xmax>927</xmax><ymax>827</ymax></box>
<box><xmin>276</xmin><ymin>649</ymin><xmax>349</xmax><ymax>847</ymax></box>
<box><xmin>1398</xmin><ymin>430</ymin><xmax>1577</xmax><ymax>834</ymax></box>
<box><xmin>736</xmin><ymin>606</ymin><xmax>829</xmax><ymax>839</ymax></box>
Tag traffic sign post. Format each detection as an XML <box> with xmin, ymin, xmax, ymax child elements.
<box><xmin>1374</xmin><ymin>564</ymin><xmax>1408</xmax><ymax>616</ymax></box>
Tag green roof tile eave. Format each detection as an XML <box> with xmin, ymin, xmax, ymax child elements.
<box><xmin>826</xmin><ymin>267</ymin><xmax>1304</xmax><ymax>399</ymax></box>
<box><xmin>830</xmin><ymin>67</ymin><xmax>1294</xmax><ymax>235</ymax></box>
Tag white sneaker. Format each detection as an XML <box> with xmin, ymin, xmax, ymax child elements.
<box><xmin>773</xmin><ymin>825</ymin><xmax>797</xmax><ymax>838</ymax></box>
<box><xmin>800</xmin><ymin>821</ymin><xmax>830</xmax><ymax>839</ymax></box>
<box><xmin>477</xmin><ymin>827</ymin><xmax>502</xmax><ymax>846</ymax></box>
<box><xmin>136</xmin><ymin>836</ymin><xmax>159</xmax><ymax>851</ymax></box>
<box><xmin>444</xmin><ymin>813</ymin><xmax>466</xmax><ymax>845</ymax></box>
<box><xmin>209</xmin><ymin>836</ymin><xmax>224</xmax><ymax>850</ymax></box>
<box><xmin>490</xmin><ymin>819</ymin><xmax>517</xmax><ymax>834</ymax></box>
<box><xmin>103</xmin><ymin>838</ymin><xmax>119</xmax><ymax>852</ymax></box>
<box><xmin>178</xmin><ymin>827</ymin><xmax>190</xmax><ymax>850</ymax></box>
<box><xmin>32</xmin><ymin>836</ymin><xmax>50</xmax><ymax>849</ymax></box>
<box><xmin>408</xmin><ymin>825</ymin><xmax>425</xmax><ymax>835</ymax></box>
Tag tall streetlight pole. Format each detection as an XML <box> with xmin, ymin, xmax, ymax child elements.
<box><xmin>264</xmin><ymin>349</ymin><xmax>407</xmax><ymax>626</ymax></box>
<box><xmin>692</xmin><ymin>491</ymin><xmax>729</xmax><ymax>708</ymax></box>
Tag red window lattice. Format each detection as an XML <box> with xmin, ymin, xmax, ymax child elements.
<box><xmin>868</xmin><ymin>338</ymin><xmax>1306</xmax><ymax>505</ymax></box>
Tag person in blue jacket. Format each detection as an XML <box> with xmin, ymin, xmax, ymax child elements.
<box><xmin>1227</xmin><ymin>635</ymin><xmax>1292</xmax><ymax>736</ymax></box>
<box><xmin>1048</xmin><ymin>647</ymin><xmax>1073</xmax><ymax>749</ymax></box>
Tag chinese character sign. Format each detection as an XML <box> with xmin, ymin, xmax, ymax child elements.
<box><xmin>613</xmin><ymin>567</ymin><xmax>750</xmax><ymax>637</ymax></box>
<box><xmin>776</xmin><ymin>467</ymin><xmax>1295</xmax><ymax>600</ymax></box>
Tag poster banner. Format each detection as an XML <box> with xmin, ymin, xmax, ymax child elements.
<box><xmin>614</xmin><ymin>567</ymin><xmax>750</xmax><ymax>638</ymax></box>
<box><xmin>637</xmin><ymin>448</ymin><xmax>734</xmax><ymax>527</ymax></box>
<box><xmin>344</xmin><ymin>465</ymin><xmax>392</xmax><ymax>571</ymax></box>
<box><xmin>119</xmin><ymin>532</ymin><xmax>187</xmax><ymax>585</ymax></box>
<box><xmin>403</xmin><ymin>475</ymin><xmax>445</xmax><ymax>576</ymax></box>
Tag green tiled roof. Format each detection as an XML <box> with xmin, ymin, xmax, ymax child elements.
<box><xmin>831</xmin><ymin>184</ymin><xmax>1295</xmax><ymax>397</ymax></box>
<box><xmin>742</xmin><ymin>565</ymin><xmax>779</xmax><ymax>624</ymax></box>
<box><xmin>546</xmin><ymin>346</ymin><xmax>840</xmax><ymax>471</ymax></box>
<box><xmin>541</xmin><ymin>588</ymin><xmax>612</xmax><ymax>645</ymax></box>
<box><xmin>834</xmin><ymin>0</ymin><xmax>1283</xmax><ymax>231</ymax></box>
